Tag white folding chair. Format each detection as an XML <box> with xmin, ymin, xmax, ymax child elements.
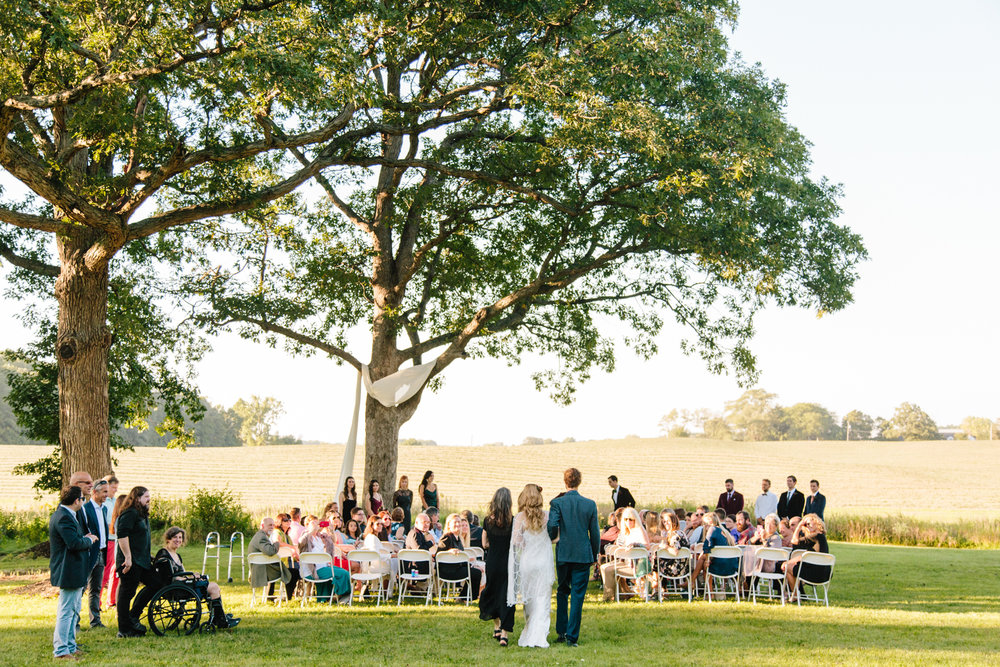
<box><xmin>299</xmin><ymin>552</ymin><xmax>336</xmax><ymax>607</ymax></box>
<box><xmin>749</xmin><ymin>547</ymin><xmax>789</xmax><ymax>604</ymax></box>
<box><xmin>792</xmin><ymin>552</ymin><xmax>836</xmax><ymax>606</ymax></box>
<box><xmin>435</xmin><ymin>551</ymin><xmax>472</xmax><ymax>605</ymax></box>
<box><xmin>247</xmin><ymin>553</ymin><xmax>286</xmax><ymax>607</ymax></box>
<box><xmin>655</xmin><ymin>546</ymin><xmax>693</xmax><ymax>602</ymax></box>
<box><xmin>465</xmin><ymin>546</ymin><xmax>485</xmax><ymax>561</ymax></box>
<box><xmin>614</xmin><ymin>546</ymin><xmax>652</xmax><ymax>602</ymax></box>
<box><xmin>396</xmin><ymin>549</ymin><xmax>433</xmax><ymax>606</ymax></box>
<box><xmin>347</xmin><ymin>549</ymin><xmax>390</xmax><ymax>606</ymax></box>
<box><xmin>705</xmin><ymin>545</ymin><xmax>742</xmax><ymax>602</ymax></box>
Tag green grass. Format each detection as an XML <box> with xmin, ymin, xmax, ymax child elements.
<box><xmin>1</xmin><ymin>542</ymin><xmax>998</xmax><ymax>665</ymax></box>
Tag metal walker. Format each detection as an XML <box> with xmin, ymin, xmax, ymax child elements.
<box><xmin>202</xmin><ymin>531</ymin><xmax>246</xmax><ymax>583</ymax></box>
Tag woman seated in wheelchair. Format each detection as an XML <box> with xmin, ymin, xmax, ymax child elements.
<box><xmin>155</xmin><ymin>527</ymin><xmax>240</xmax><ymax>629</ymax></box>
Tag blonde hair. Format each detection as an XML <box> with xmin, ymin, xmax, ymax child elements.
<box><xmin>644</xmin><ymin>510</ymin><xmax>659</xmax><ymax>536</ymax></box>
<box><xmin>619</xmin><ymin>507</ymin><xmax>648</xmax><ymax>544</ymax></box>
<box><xmin>518</xmin><ymin>484</ymin><xmax>545</xmax><ymax>532</ymax></box>
<box><xmin>660</xmin><ymin>510</ymin><xmax>679</xmax><ymax>535</ymax></box>
<box><xmin>443</xmin><ymin>513</ymin><xmax>469</xmax><ymax>548</ymax></box>
<box><xmin>702</xmin><ymin>512</ymin><xmax>735</xmax><ymax>545</ymax></box>
<box><xmin>802</xmin><ymin>513</ymin><xmax>826</xmax><ymax>536</ymax></box>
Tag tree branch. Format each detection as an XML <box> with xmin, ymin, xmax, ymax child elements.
<box><xmin>0</xmin><ymin>240</ymin><xmax>60</xmax><ymax>277</ymax></box>
<box><xmin>234</xmin><ymin>316</ymin><xmax>362</xmax><ymax>370</ymax></box>
<box><xmin>0</xmin><ymin>205</ymin><xmax>71</xmax><ymax>234</ymax></box>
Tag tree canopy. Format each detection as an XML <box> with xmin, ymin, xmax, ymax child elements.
<box><xmin>883</xmin><ymin>402</ymin><xmax>938</xmax><ymax>441</ymax></box>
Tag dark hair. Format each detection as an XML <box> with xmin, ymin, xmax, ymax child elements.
<box><xmin>810</xmin><ymin>479</ymin><xmax>819</xmax><ymax>486</ymax></box>
<box><xmin>368</xmin><ymin>479</ymin><xmax>379</xmax><ymax>498</ymax></box>
<box><xmin>164</xmin><ymin>526</ymin><xmax>186</xmax><ymax>544</ymax></box>
<box><xmin>110</xmin><ymin>494</ymin><xmax>127</xmax><ymax>529</ymax></box>
<box><xmin>714</xmin><ymin>508</ymin><xmax>726</xmax><ymax>521</ymax></box>
<box><xmin>420</xmin><ymin>470</ymin><xmax>434</xmax><ymax>487</ymax></box>
<box><xmin>391</xmin><ymin>507</ymin><xmax>404</xmax><ymax>522</ymax></box>
<box><xmin>485</xmin><ymin>488</ymin><xmax>513</xmax><ymax>532</ymax></box>
<box><xmin>725</xmin><ymin>478</ymin><xmax>734</xmax><ymax>484</ymax></box>
<box><xmin>564</xmin><ymin>468</ymin><xmax>582</xmax><ymax>488</ymax></box>
<box><xmin>426</xmin><ymin>506</ymin><xmax>439</xmax><ymax>519</ymax></box>
<box><xmin>276</xmin><ymin>513</ymin><xmax>291</xmax><ymax>528</ymax></box>
<box><xmin>788</xmin><ymin>475</ymin><xmax>797</xmax><ymax>483</ymax></box>
<box><xmin>762</xmin><ymin>478</ymin><xmax>771</xmax><ymax>485</ymax></box>
<box><xmin>738</xmin><ymin>510</ymin><xmax>751</xmax><ymax>522</ymax></box>
<box><xmin>346</xmin><ymin>519</ymin><xmax>361</xmax><ymax>539</ymax></box>
<box><xmin>60</xmin><ymin>485</ymin><xmax>83</xmax><ymax>506</ymax></box>
<box><xmin>103</xmin><ymin>474</ymin><xmax>119</xmax><ymax>485</ymax></box>
<box><xmin>674</xmin><ymin>507</ymin><xmax>686</xmax><ymax>520</ymax></box>
<box><xmin>291</xmin><ymin>507</ymin><xmax>301</xmax><ymax>520</ymax></box>
<box><xmin>120</xmin><ymin>486</ymin><xmax>149</xmax><ymax>519</ymax></box>
<box><xmin>342</xmin><ymin>476</ymin><xmax>356</xmax><ymax>500</ymax></box>
<box><xmin>726</xmin><ymin>514</ymin><xmax>737</xmax><ymax>522</ymax></box>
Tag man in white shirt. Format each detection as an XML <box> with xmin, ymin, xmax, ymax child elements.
<box><xmin>84</xmin><ymin>479</ymin><xmax>110</xmax><ymax>627</ymax></box>
<box><xmin>754</xmin><ymin>478</ymin><xmax>778</xmax><ymax>521</ymax></box>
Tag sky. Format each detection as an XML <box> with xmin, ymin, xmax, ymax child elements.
<box><xmin>2</xmin><ymin>1</ymin><xmax>999</xmax><ymax>445</ymax></box>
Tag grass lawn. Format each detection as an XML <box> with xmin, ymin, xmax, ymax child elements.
<box><xmin>1</xmin><ymin>542</ymin><xmax>998</xmax><ymax>665</ymax></box>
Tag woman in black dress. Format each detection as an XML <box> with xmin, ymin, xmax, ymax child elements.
<box><xmin>783</xmin><ymin>513</ymin><xmax>831</xmax><ymax>601</ymax></box>
<box><xmin>392</xmin><ymin>475</ymin><xmax>414</xmax><ymax>533</ymax></box>
<box><xmin>478</xmin><ymin>487</ymin><xmax>515</xmax><ymax>647</ymax></box>
<box><xmin>339</xmin><ymin>476</ymin><xmax>358</xmax><ymax>518</ymax></box>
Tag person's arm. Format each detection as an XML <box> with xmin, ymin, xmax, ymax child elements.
<box><xmin>118</xmin><ymin>536</ymin><xmax>133</xmax><ymax>573</ymax></box>
<box><xmin>57</xmin><ymin>511</ymin><xmax>96</xmax><ymax>552</ymax></box>
<box><xmin>364</xmin><ymin>494</ymin><xmax>373</xmax><ymax>515</ymax></box>
<box><xmin>546</xmin><ymin>500</ymin><xmax>560</xmax><ymax>540</ymax></box>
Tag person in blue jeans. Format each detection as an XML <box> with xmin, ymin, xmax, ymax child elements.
<box><xmin>547</xmin><ymin>468</ymin><xmax>600</xmax><ymax>647</ymax></box>
<box><xmin>49</xmin><ymin>484</ymin><xmax>99</xmax><ymax>659</ymax></box>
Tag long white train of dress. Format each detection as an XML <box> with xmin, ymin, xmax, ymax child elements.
<box><xmin>507</xmin><ymin>511</ymin><xmax>555</xmax><ymax>648</ymax></box>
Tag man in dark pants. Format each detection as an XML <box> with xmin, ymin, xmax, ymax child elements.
<box><xmin>83</xmin><ymin>479</ymin><xmax>110</xmax><ymax>627</ymax></box>
<box><xmin>608</xmin><ymin>475</ymin><xmax>636</xmax><ymax>510</ymax></box>
<box><xmin>50</xmin><ymin>485</ymin><xmax>99</xmax><ymax>659</ymax></box>
<box><xmin>548</xmin><ymin>468</ymin><xmax>600</xmax><ymax>647</ymax></box>
<box><xmin>115</xmin><ymin>486</ymin><xmax>160</xmax><ymax>637</ymax></box>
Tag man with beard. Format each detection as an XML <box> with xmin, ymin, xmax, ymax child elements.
<box><xmin>115</xmin><ymin>486</ymin><xmax>159</xmax><ymax>638</ymax></box>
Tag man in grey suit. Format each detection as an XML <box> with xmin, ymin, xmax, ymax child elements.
<box><xmin>249</xmin><ymin>517</ymin><xmax>292</xmax><ymax>599</ymax></box>
<box><xmin>50</xmin><ymin>485</ymin><xmax>99</xmax><ymax>659</ymax></box>
<box><xmin>547</xmin><ymin>468</ymin><xmax>600</xmax><ymax>647</ymax></box>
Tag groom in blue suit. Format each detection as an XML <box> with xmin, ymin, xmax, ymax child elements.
<box><xmin>547</xmin><ymin>468</ymin><xmax>600</xmax><ymax>647</ymax></box>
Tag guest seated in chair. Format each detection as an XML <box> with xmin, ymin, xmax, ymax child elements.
<box><xmin>600</xmin><ymin>507</ymin><xmax>650</xmax><ymax>601</ymax></box>
<box><xmin>155</xmin><ymin>527</ymin><xmax>239</xmax><ymax>628</ymax></box>
<box><xmin>437</xmin><ymin>513</ymin><xmax>482</xmax><ymax>599</ymax></box>
<box><xmin>782</xmin><ymin>513</ymin><xmax>830</xmax><ymax>602</ymax></box>
<box><xmin>689</xmin><ymin>513</ymin><xmax>738</xmax><ymax>589</ymax></box>
<box><xmin>298</xmin><ymin>516</ymin><xmax>351</xmax><ymax>602</ymax></box>
<box><xmin>249</xmin><ymin>517</ymin><xmax>292</xmax><ymax>601</ymax></box>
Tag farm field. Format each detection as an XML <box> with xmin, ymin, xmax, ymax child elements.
<box><xmin>1</xmin><ymin>542</ymin><xmax>999</xmax><ymax>665</ymax></box>
<box><xmin>0</xmin><ymin>438</ymin><xmax>996</xmax><ymax>517</ymax></box>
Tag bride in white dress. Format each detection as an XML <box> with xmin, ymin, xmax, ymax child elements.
<box><xmin>507</xmin><ymin>484</ymin><xmax>555</xmax><ymax>648</ymax></box>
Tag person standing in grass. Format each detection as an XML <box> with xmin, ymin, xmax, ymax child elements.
<box><xmin>116</xmin><ymin>486</ymin><xmax>158</xmax><ymax>637</ymax></box>
<box><xmin>50</xmin><ymin>484</ymin><xmax>98</xmax><ymax>660</ymax></box>
<box><xmin>418</xmin><ymin>471</ymin><xmax>438</xmax><ymax>511</ymax></box>
<box><xmin>479</xmin><ymin>488</ymin><xmax>515</xmax><ymax>646</ymax></box>
<box><xmin>548</xmin><ymin>468</ymin><xmax>600</xmax><ymax>648</ymax></box>
<box><xmin>392</xmin><ymin>475</ymin><xmax>414</xmax><ymax>533</ymax></box>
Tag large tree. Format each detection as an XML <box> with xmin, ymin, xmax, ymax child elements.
<box><xmin>184</xmin><ymin>0</ymin><xmax>867</xmax><ymax>492</ymax></box>
<box><xmin>0</xmin><ymin>0</ymin><xmax>360</xmax><ymax>483</ymax></box>
<box><xmin>883</xmin><ymin>402</ymin><xmax>938</xmax><ymax>441</ymax></box>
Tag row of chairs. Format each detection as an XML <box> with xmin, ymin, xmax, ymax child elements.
<box><xmin>247</xmin><ymin>548</ymin><xmax>485</xmax><ymax>608</ymax></box>
<box><xmin>609</xmin><ymin>544</ymin><xmax>836</xmax><ymax>606</ymax></box>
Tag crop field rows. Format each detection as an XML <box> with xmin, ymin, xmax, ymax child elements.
<box><xmin>2</xmin><ymin>438</ymin><xmax>996</xmax><ymax>517</ymax></box>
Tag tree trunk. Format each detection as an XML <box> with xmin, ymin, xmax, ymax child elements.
<box><xmin>364</xmin><ymin>397</ymin><xmax>401</xmax><ymax>500</ymax></box>
<box><xmin>55</xmin><ymin>232</ymin><xmax>113</xmax><ymax>486</ymax></box>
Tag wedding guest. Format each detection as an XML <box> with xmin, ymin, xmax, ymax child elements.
<box><xmin>735</xmin><ymin>511</ymin><xmax>754</xmax><ymax>544</ymax></box>
<box><xmin>287</xmin><ymin>508</ymin><xmax>305</xmax><ymax>544</ymax></box>
<box><xmin>426</xmin><ymin>507</ymin><xmax>443</xmax><ymax>540</ymax></box>
<box><xmin>461</xmin><ymin>509</ymin><xmax>484</xmax><ymax>549</ymax></box>
<box><xmin>644</xmin><ymin>510</ymin><xmax>662</xmax><ymax>544</ymax></box>
<box><xmin>805</xmin><ymin>480</ymin><xmax>826</xmax><ymax>519</ymax></box>
<box><xmin>437</xmin><ymin>513</ymin><xmax>481</xmax><ymax>599</ymax></box>
<box><xmin>478</xmin><ymin>488</ymin><xmax>515</xmax><ymax>646</ymax></box>
<box><xmin>405</xmin><ymin>513</ymin><xmax>439</xmax><ymax>553</ymax></box>
<box><xmin>685</xmin><ymin>508</ymin><xmax>706</xmax><ymax>544</ymax></box>
<box><xmin>271</xmin><ymin>514</ymin><xmax>300</xmax><ymax>601</ymax></box>
<box><xmin>296</xmin><ymin>517</ymin><xmax>351</xmax><ymax>601</ymax></box>
<box><xmin>50</xmin><ymin>485</ymin><xmax>98</xmax><ymax>658</ymax></box>
<box><xmin>690</xmin><ymin>513</ymin><xmax>737</xmax><ymax>591</ymax></box>
<box><xmin>779</xmin><ymin>518</ymin><xmax>793</xmax><ymax>547</ymax></box>
<box><xmin>365</xmin><ymin>479</ymin><xmax>384</xmax><ymax>516</ymax></box>
<box><xmin>744</xmin><ymin>513</ymin><xmax>784</xmax><ymax>583</ymax></box>
<box><xmin>249</xmin><ymin>518</ymin><xmax>291</xmax><ymax>601</ymax></box>
<box><xmin>116</xmin><ymin>486</ymin><xmax>159</xmax><ymax>637</ymax></box>
<box><xmin>344</xmin><ymin>519</ymin><xmax>362</xmax><ymax>544</ymax></box>
<box><xmin>389</xmin><ymin>508</ymin><xmax>407</xmax><ymax>541</ymax></box>
<box><xmin>105</xmin><ymin>494</ymin><xmax>126</xmax><ymax>610</ymax></box>
<box><xmin>350</xmin><ymin>506</ymin><xmax>366</xmax><ymax>525</ymax></box>
<box><xmin>418</xmin><ymin>470</ymin><xmax>438</xmax><ymax>510</ymax></box>
<box><xmin>783</xmin><ymin>513</ymin><xmax>831</xmax><ymax>601</ymax></box>
<box><xmin>600</xmin><ymin>507</ymin><xmax>650</xmax><ymax>601</ymax></box>
<box><xmin>674</xmin><ymin>508</ymin><xmax>687</xmax><ymax>532</ymax></box>
<box><xmin>608</xmin><ymin>475</ymin><xmax>636</xmax><ymax>509</ymax></box>
<box><xmin>716</xmin><ymin>478</ymin><xmax>744</xmax><ymax>516</ymax></box>
<box><xmin>100</xmin><ymin>475</ymin><xmax>119</xmax><ymax>611</ymax></box>
<box><xmin>83</xmin><ymin>478</ymin><xmax>110</xmax><ymax>628</ymax></box>
<box><xmin>392</xmin><ymin>475</ymin><xmax>414</xmax><ymax>532</ymax></box>
<box><xmin>595</xmin><ymin>508</ymin><xmax>623</xmax><ymax>582</ymax></box>
<box><xmin>777</xmin><ymin>475</ymin><xmax>806</xmax><ymax>519</ymax></box>
<box><xmin>340</xmin><ymin>477</ymin><xmax>358</xmax><ymax>518</ymax></box>
<box><xmin>156</xmin><ymin>527</ymin><xmax>239</xmax><ymax>628</ymax></box>
<box><xmin>655</xmin><ymin>510</ymin><xmax>691</xmax><ymax>587</ymax></box>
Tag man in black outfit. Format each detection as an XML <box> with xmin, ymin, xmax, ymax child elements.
<box><xmin>804</xmin><ymin>479</ymin><xmax>826</xmax><ymax>519</ymax></box>
<box><xmin>777</xmin><ymin>475</ymin><xmax>806</xmax><ymax>520</ymax></box>
<box><xmin>608</xmin><ymin>475</ymin><xmax>636</xmax><ymax>510</ymax></box>
<box><xmin>116</xmin><ymin>486</ymin><xmax>160</xmax><ymax>638</ymax></box>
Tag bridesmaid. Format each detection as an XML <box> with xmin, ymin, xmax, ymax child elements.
<box><xmin>479</xmin><ymin>488</ymin><xmax>515</xmax><ymax>646</ymax></box>
<box><xmin>365</xmin><ymin>479</ymin><xmax>384</xmax><ymax>516</ymax></box>
<box><xmin>392</xmin><ymin>475</ymin><xmax>414</xmax><ymax>533</ymax></box>
<box><xmin>418</xmin><ymin>470</ymin><xmax>438</xmax><ymax>510</ymax></box>
<box><xmin>339</xmin><ymin>477</ymin><xmax>358</xmax><ymax>518</ymax></box>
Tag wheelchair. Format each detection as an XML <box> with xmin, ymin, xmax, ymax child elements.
<box><xmin>146</xmin><ymin>570</ymin><xmax>223</xmax><ymax>636</ymax></box>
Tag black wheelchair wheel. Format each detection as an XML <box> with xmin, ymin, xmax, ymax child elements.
<box><xmin>147</xmin><ymin>583</ymin><xmax>202</xmax><ymax>636</ymax></box>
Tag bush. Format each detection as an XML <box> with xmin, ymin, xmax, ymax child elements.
<box><xmin>826</xmin><ymin>514</ymin><xmax>1000</xmax><ymax>549</ymax></box>
<box><xmin>183</xmin><ymin>487</ymin><xmax>254</xmax><ymax>542</ymax></box>
<box><xmin>0</xmin><ymin>508</ymin><xmax>50</xmax><ymax>543</ymax></box>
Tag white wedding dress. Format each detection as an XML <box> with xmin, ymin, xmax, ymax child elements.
<box><xmin>507</xmin><ymin>511</ymin><xmax>554</xmax><ymax>648</ymax></box>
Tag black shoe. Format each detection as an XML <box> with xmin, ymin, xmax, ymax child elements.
<box><xmin>117</xmin><ymin>631</ymin><xmax>143</xmax><ymax>638</ymax></box>
<box><xmin>567</xmin><ymin>642</ymin><xmax>579</xmax><ymax>648</ymax></box>
<box><xmin>130</xmin><ymin>624</ymin><xmax>147</xmax><ymax>636</ymax></box>
<box><xmin>555</xmin><ymin>635</ymin><xmax>566</xmax><ymax>644</ymax></box>
<box><xmin>90</xmin><ymin>622</ymin><xmax>106</xmax><ymax>629</ymax></box>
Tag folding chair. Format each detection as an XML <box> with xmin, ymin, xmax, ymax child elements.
<box><xmin>704</xmin><ymin>545</ymin><xmax>742</xmax><ymax>602</ymax></box>
<box><xmin>435</xmin><ymin>551</ymin><xmax>472</xmax><ymax>605</ymax></box>
<box><xmin>614</xmin><ymin>546</ymin><xmax>652</xmax><ymax>602</ymax></box>
<box><xmin>655</xmin><ymin>546</ymin><xmax>693</xmax><ymax>602</ymax></box>
<box><xmin>396</xmin><ymin>549</ymin><xmax>433</xmax><ymax>606</ymax></box>
<box><xmin>465</xmin><ymin>546</ymin><xmax>485</xmax><ymax>561</ymax></box>
<box><xmin>749</xmin><ymin>547</ymin><xmax>789</xmax><ymax>604</ymax></box>
<box><xmin>792</xmin><ymin>552</ymin><xmax>836</xmax><ymax>606</ymax></box>
<box><xmin>247</xmin><ymin>553</ymin><xmax>286</xmax><ymax>607</ymax></box>
<box><xmin>347</xmin><ymin>549</ymin><xmax>390</xmax><ymax>606</ymax></box>
<box><xmin>299</xmin><ymin>552</ymin><xmax>336</xmax><ymax>607</ymax></box>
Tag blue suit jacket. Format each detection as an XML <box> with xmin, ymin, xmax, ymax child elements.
<box><xmin>547</xmin><ymin>490</ymin><xmax>600</xmax><ymax>564</ymax></box>
<box><xmin>804</xmin><ymin>493</ymin><xmax>826</xmax><ymax>520</ymax></box>
<box><xmin>49</xmin><ymin>507</ymin><xmax>94</xmax><ymax>589</ymax></box>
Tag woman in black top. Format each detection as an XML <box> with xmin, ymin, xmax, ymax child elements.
<box><xmin>154</xmin><ymin>527</ymin><xmax>239</xmax><ymax>629</ymax></box>
<box><xmin>392</xmin><ymin>475</ymin><xmax>414</xmax><ymax>533</ymax></box>
<box><xmin>478</xmin><ymin>488</ymin><xmax>515</xmax><ymax>646</ymax></box>
<box><xmin>340</xmin><ymin>477</ymin><xmax>358</xmax><ymax>518</ymax></box>
<box><xmin>783</xmin><ymin>513</ymin><xmax>832</xmax><ymax>601</ymax></box>
<box><xmin>115</xmin><ymin>486</ymin><xmax>159</xmax><ymax>637</ymax></box>
<box><xmin>437</xmin><ymin>514</ymin><xmax>481</xmax><ymax>600</ymax></box>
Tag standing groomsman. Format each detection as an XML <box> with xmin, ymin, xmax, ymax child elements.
<box><xmin>83</xmin><ymin>479</ymin><xmax>110</xmax><ymax>627</ymax></box>
<box><xmin>804</xmin><ymin>480</ymin><xmax>827</xmax><ymax>519</ymax></box>
<box><xmin>716</xmin><ymin>479</ymin><xmax>744</xmax><ymax>516</ymax></box>
<box><xmin>50</xmin><ymin>485</ymin><xmax>99</xmax><ymax>659</ymax></box>
<box><xmin>754</xmin><ymin>479</ymin><xmax>779</xmax><ymax>520</ymax></box>
<box><xmin>777</xmin><ymin>475</ymin><xmax>806</xmax><ymax>520</ymax></box>
<box><xmin>608</xmin><ymin>475</ymin><xmax>636</xmax><ymax>510</ymax></box>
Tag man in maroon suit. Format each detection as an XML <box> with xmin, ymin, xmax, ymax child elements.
<box><xmin>716</xmin><ymin>479</ymin><xmax>744</xmax><ymax>516</ymax></box>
